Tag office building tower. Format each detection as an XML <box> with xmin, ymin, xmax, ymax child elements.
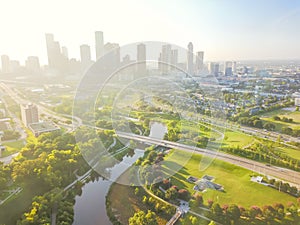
<box><xmin>208</xmin><ymin>62</ymin><xmax>214</xmax><ymax>74</ymax></box>
<box><xmin>95</xmin><ymin>31</ymin><xmax>104</xmax><ymax>59</ymax></box>
<box><xmin>45</xmin><ymin>33</ymin><xmax>59</xmax><ymax>68</ymax></box>
<box><xmin>214</xmin><ymin>63</ymin><xmax>220</xmax><ymax>76</ymax></box>
<box><xmin>161</xmin><ymin>44</ymin><xmax>172</xmax><ymax>73</ymax></box>
<box><xmin>208</xmin><ymin>62</ymin><xmax>219</xmax><ymax>76</ymax></box>
<box><xmin>103</xmin><ymin>43</ymin><xmax>120</xmax><ymax>70</ymax></box>
<box><xmin>224</xmin><ymin>61</ymin><xmax>232</xmax><ymax>76</ymax></box>
<box><xmin>69</xmin><ymin>58</ymin><xmax>81</xmax><ymax>75</ymax></box>
<box><xmin>1</xmin><ymin>55</ymin><xmax>10</xmax><ymax>73</ymax></box>
<box><xmin>225</xmin><ymin>67</ymin><xmax>233</xmax><ymax>76</ymax></box>
<box><xmin>232</xmin><ymin>61</ymin><xmax>237</xmax><ymax>74</ymax></box>
<box><xmin>137</xmin><ymin>43</ymin><xmax>146</xmax><ymax>75</ymax></box>
<box><xmin>171</xmin><ymin>49</ymin><xmax>178</xmax><ymax>69</ymax></box>
<box><xmin>80</xmin><ymin>44</ymin><xmax>92</xmax><ymax>71</ymax></box>
<box><xmin>25</xmin><ymin>56</ymin><xmax>40</xmax><ymax>73</ymax></box>
<box><xmin>21</xmin><ymin>103</ymin><xmax>39</xmax><ymax>127</ymax></box>
<box><xmin>45</xmin><ymin>33</ymin><xmax>69</xmax><ymax>73</ymax></box>
<box><xmin>61</xmin><ymin>46</ymin><xmax>69</xmax><ymax>59</ymax></box>
<box><xmin>10</xmin><ymin>60</ymin><xmax>20</xmax><ymax>73</ymax></box>
<box><xmin>195</xmin><ymin>51</ymin><xmax>204</xmax><ymax>74</ymax></box>
<box><xmin>187</xmin><ymin>42</ymin><xmax>194</xmax><ymax>75</ymax></box>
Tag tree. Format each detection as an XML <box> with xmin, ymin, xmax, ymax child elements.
<box><xmin>263</xmin><ymin>123</ymin><xmax>275</xmax><ymax>131</ymax></box>
<box><xmin>194</xmin><ymin>193</ymin><xmax>203</xmax><ymax>206</ymax></box>
<box><xmin>253</xmin><ymin>120</ymin><xmax>263</xmax><ymax>128</ymax></box>
<box><xmin>129</xmin><ymin>210</ymin><xmax>158</xmax><ymax>225</ymax></box>
<box><xmin>211</xmin><ymin>203</ymin><xmax>223</xmax><ymax>219</ymax></box>
<box><xmin>178</xmin><ymin>189</ymin><xmax>190</xmax><ymax>201</ymax></box>
<box><xmin>226</xmin><ymin>204</ymin><xmax>241</xmax><ymax>223</ymax></box>
<box><xmin>249</xmin><ymin>206</ymin><xmax>262</xmax><ymax>220</ymax></box>
<box><xmin>165</xmin><ymin>187</ymin><xmax>178</xmax><ymax>201</ymax></box>
<box><xmin>189</xmin><ymin>216</ymin><xmax>199</xmax><ymax>225</ymax></box>
<box><xmin>262</xmin><ymin>205</ymin><xmax>276</xmax><ymax>224</ymax></box>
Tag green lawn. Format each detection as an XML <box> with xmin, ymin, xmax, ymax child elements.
<box><xmin>162</xmin><ymin>150</ymin><xmax>297</xmax><ymax>208</ymax></box>
<box><xmin>220</xmin><ymin>129</ymin><xmax>255</xmax><ymax>148</ymax></box>
<box><xmin>1</xmin><ymin>140</ymin><xmax>25</xmax><ymax>158</ymax></box>
<box><xmin>261</xmin><ymin>110</ymin><xmax>300</xmax><ymax>131</ymax></box>
<box><xmin>273</xmin><ymin>145</ymin><xmax>300</xmax><ymax>161</ymax></box>
<box><xmin>0</xmin><ymin>183</ymin><xmax>49</xmax><ymax>225</ymax></box>
<box><xmin>259</xmin><ymin>109</ymin><xmax>298</xmax><ymax>118</ymax></box>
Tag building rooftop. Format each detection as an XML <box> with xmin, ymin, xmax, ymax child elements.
<box><xmin>29</xmin><ymin>121</ymin><xmax>60</xmax><ymax>136</ymax></box>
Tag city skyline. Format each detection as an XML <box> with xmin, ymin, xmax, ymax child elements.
<box><xmin>1</xmin><ymin>0</ymin><xmax>300</xmax><ymax>65</ymax></box>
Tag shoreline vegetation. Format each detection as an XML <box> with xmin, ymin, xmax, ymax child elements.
<box><xmin>106</xmin><ymin>165</ymin><xmax>176</xmax><ymax>225</ymax></box>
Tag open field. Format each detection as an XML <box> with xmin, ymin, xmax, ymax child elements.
<box><xmin>1</xmin><ymin>140</ymin><xmax>25</xmax><ymax>158</ymax></box>
<box><xmin>277</xmin><ymin>146</ymin><xmax>300</xmax><ymax>160</ymax></box>
<box><xmin>261</xmin><ymin>110</ymin><xmax>300</xmax><ymax>131</ymax></box>
<box><xmin>220</xmin><ymin>129</ymin><xmax>255</xmax><ymax>148</ymax></box>
<box><xmin>0</xmin><ymin>183</ymin><xmax>48</xmax><ymax>225</ymax></box>
<box><xmin>162</xmin><ymin>150</ymin><xmax>298</xmax><ymax>209</ymax></box>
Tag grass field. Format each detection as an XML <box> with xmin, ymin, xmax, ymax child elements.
<box><xmin>1</xmin><ymin>140</ymin><xmax>25</xmax><ymax>158</ymax></box>
<box><xmin>162</xmin><ymin>150</ymin><xmax>297</xmax><ymax>209</ymax></box>
<box><xmin>220</xmin><ymin>129</ymin><xmax>255</xmax><ymax>148</ymax></box>
<box><xmin>272</xmin><ymin>145</ymin><xmax>300</xmax><ymax>161</ymax></box>
<box><xmin>0</xmin><ymin>183</ymin><xmax>48</xmax><ymax>225</ymax></box>
<box><xmin>260</xmin><ymin>110</ymin><xmax>300</xmax><ymax>131</ymax></box>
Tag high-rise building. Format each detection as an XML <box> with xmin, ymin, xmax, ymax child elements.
<box><xmin>137</xmin><ymin>43</ymin><xmax>146</xmax><ymax>75</ymax></box>
<box><xmin>21</xmin><ymin>103</ymin><xmax>39</xmax><ymax>127</ymax></box>
<box><xmin>195</xmin><ymin>51</ymin><xmax>204</xmax><ymax>74</ymax></box>
<box><xmin>25</xmin><ymin>56</ymin><xmax>40</xmax><ymax>73</ymax></box>
<box><xmin>80</xmin><ymin>44</ymin><xmax>92</xmax><ymax>71</ymax></box>
<box><xmin>224</xmin><ymin>61</ymin><xmax>232</xmax><ymax>76</ymax></box>
<box><xmin>161</xmin><ymin>44</ymin><xmax>172</xmax><ymax>73</ymax></box>
<box><xmin>95</xmin><ymin>31</ymin><xmax>104</xmax><ymax>59</ymax></box>
<box><xmin>103</xmin><ymin>43</ymin><xmax>120</xmax><ymax>70</ymax></box>
<box><xmin>208</xmin><ymin>62</ymin><xmax>219</xmax><ymax>76</ymax></box>
<box><xmin>1</xmin><ymin>55</ymin><xmax>10</xmax><ymax>73</ymax></box>
<box><xmin>214</xmin><ymin>63</ymin><xmax>220</xmax><ymax>76</ymax></box>
<box><xmin>171</xmin><ymin>49</ymin><xmax>178</xmax><ymax>69</ymax></box>
<box><xmin>45</xmin><ymin>33</ymin><xmax>69</xmax><ymax>73</ymax></box>
<box><xmin>232</xmin><ymin>61</ymin><xmax>237</xmax><ymax>74</ymax></box>
<box><xmin>61</xmin><ymin>46</ymin><xmax>68</xmax><ymax>59</ymax></box>
<box><xmin>10</xmin><ymin>60</ymin><xmax>20</xmax><ymax>73</ymax></box>
<box><xmin>187</xmin><ymin>42</ymin><xmax>194</xmax><ymax>75</ymax></box>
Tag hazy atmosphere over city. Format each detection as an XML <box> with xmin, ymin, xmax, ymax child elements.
<box><xmin>0</xmin><ymin>1</ymin><xmax>300</xmax><ymax>225</ymax></box>
<box><xmin>1</xmin><ymin>0</ymin><xmax>300</xmax><ymax>63</ymax></box>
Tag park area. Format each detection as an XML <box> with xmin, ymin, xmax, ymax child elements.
<box><xmin>260</xmin><ymin>109</ymin><xmax>300</xmax><ymax>132</ymax></box>
<box><xmin>161</xmin><ymin>150</ymin><xmax>298</xmax><ymax>209</ymax></box>
<box><xmin>1</xmin><ymin>140</ymin><xmax>25</xmax><ymax>158</ymax></box>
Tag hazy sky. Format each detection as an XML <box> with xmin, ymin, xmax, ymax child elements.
<box><xmin>1</xmin><ymin>0</ymin><xmax>300</xmax><ymax>65</ymax></box>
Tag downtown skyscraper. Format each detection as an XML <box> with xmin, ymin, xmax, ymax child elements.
<box><xmin>45</xmin><ymin>33</ymin><xmax>68</xmax><ymax>73</ymax></box>
<box><xmin>95</xmin><ymin>31</ymin><xmax>104</xmax><ymax>60</ymax></box>
<box><xmin>137</xmin><ymin>43</ymin><xmax>146</xmax><ymax>75</ymax></box>
<box><xmin>187</xmin><ymin>42</ymin><xmax>194</xmax><ymax>75</ymax></box>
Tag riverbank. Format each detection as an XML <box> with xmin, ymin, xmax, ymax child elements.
<box><xmin>106</xmin><ymin>167</ymin><xmax>175</xmax><ymax>225</ymax></box>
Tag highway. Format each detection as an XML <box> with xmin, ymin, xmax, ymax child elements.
<box><xmin>1</xmin><ymin>81</ymin><xmax>299</xmax><ymax>187</ymax></box>
<box><xmin>116</xmin><ymin>131</ymin><xmax>300</xmax><ymax>187</ymax></box>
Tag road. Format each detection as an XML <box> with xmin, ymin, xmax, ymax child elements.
<box><xmin>0</xmin><ymin>82</ymin><xmax>82</xmax><ymax>132</ymax></box>
<box><xmin>1</xmin><ymin>81</ymin><xmax>299</xmax><ymax>186</ymax></box>
<box><xmin>0</xmin><ymin>153</ymin><xmax>19</xmax><ymax>165</ymax></box>
<box><xmin>116</xmin><ymin>131</ymin><xmax>300</xmax><ymax>187</ymax></box>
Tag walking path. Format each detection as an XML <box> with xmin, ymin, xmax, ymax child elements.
<box><xmin>0</xmin><ymin>187</ymin><xmax>22</xmax><ymax>206</ymax></box>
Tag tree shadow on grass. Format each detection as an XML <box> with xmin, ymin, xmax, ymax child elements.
<box><xmin>161</xmin><ymin>160</ymin><xmax>189</xmax><ymax>176</ymax></box>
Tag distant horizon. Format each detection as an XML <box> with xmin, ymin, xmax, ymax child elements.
<box><xmin>1</xmin><ymin>0</ymin><xmax>300</xmax><ymax>65</ymax></box>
